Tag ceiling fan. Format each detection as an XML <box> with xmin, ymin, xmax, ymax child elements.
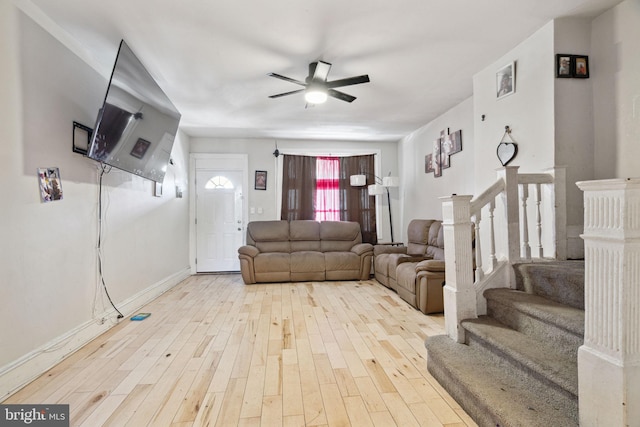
<box><xmin>268</xmin><ymin>61</ymin><xmax>370</xmax><ymax>104</ymax></box>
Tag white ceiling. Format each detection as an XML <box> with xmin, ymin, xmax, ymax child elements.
<box><xmin>19</xmin><ymin>0</ymin><xmax>620</xmax><ymax>142</ymax></box>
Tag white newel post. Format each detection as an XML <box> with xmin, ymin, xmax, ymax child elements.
<box><xmin>441</xmin><ymin>195</ymin><xmax>476</xmax><ymax>343</ymax></box>
<box><xmin>497</xmin><ymin>166</ymin><xmax>521</xmax><ymax>262</ymax></box>
<box><xmin>577</xmin><ymin>178</ymin><xmax>640</xmax><ymax>427</ymax></box>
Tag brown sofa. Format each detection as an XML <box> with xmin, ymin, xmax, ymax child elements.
<box><xmin>373</xmin><ymin>219</ymin><xmax>445</xmax><ymax>314</ymax></box>
<box><xmin>238</xmin><ymin>220</ymin><xmax>374</xmax><ymax>284</ymax></box>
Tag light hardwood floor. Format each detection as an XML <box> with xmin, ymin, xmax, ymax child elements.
<box><xmin>3</xmin><ymin>274</ymin><xmax>476</xmax><ymax>427</ymax></box>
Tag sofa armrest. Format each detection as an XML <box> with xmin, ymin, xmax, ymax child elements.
<box><xmin>351</xmin><ymin>243</ymin><xmax>374</xmax><ymax>256</ymax></box>
<box><xmin>416</xmin><ymin>259</ymin><xmax>445</xmax><ymax>273</ymax></box>
<box><xmin>374</xmin><ymin>245</ymin><xmax>407</xmax><ymax>256</ymax></box>
<box><xmin>238</xmin><ymin>245</ymin><xmax>260</xmax><ymax>258</ymax></box>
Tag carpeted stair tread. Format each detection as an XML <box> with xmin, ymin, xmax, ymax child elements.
<box><xmin>484</xmin><ymin>288</ymin><xmax>584</xmax><ymax>337</ymax></box>
<box><xmin>462</xmin><ymin>316</ymin><xmax>577</xmax><ymax>396</ymax></box>
<box><xmin>513</xmin><ymin>261</ymin><xmax>584</xmax><ymax>309</ymax></box>
<box><xmin>426</xmin><ymin>334</ymin><xmax>578</xmax><ymax>427</ymax></box>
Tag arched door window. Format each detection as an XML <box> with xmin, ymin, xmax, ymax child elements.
<box><xmin>205</xmin><ymin>175</ymin><xmax>234</xmax><ymax>190</ymax></box>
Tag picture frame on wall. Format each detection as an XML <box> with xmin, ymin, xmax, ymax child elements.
<box><xmin>255</xmin><ymin>170</ymin><xmax>267</xmax><ymax>190</ymax></box>
<box><xmin>556</xmin><ymin>54</ymin><xmax>572</xmax><ymax>78</ymax></box>
<box><xmin>425</xmin><ymin>154</ymin><xmax>434</xmax><ymax>173</ymax></box>
<box><xmin>573</xmin><ymin>55</ymin><xmax>589</xmax><ymax>78</ymax></box>
<box><xmin>496</xmin><ymin>62</ymin><xmax>515</xmax><ymax>99</ymax></box>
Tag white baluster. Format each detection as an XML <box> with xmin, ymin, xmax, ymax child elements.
<box><xmin>489</xmin><ymin>199</ymin><xmax>497</xmax><ymax>270</ymax></box>
<box><xmin>520</xmin><ymin>184</ymin><xmax>531</xmax><ymax>259</ymax></box>
<box><xmin>535</xmin><ymin>183</ymin><xmax>543</xmax><ymax>258</ymax></box>
<box><xmin>472</xmin><ymin>212</ymin><xmax>484</xmax><ymax>283</ymax></box>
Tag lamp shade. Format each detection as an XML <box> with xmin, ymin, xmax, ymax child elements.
<box><xmin>382</xmin><ymin>176</ymin><xmax>399</xmax><ymax>187</ymax></box>
<box><xmin>368</xmin><ymin>184</ymin><xmax>384</xmax><ymax>195</ymax></box>
<box><xmin>350</xmin><ymin>174</ymin><xmax>367</xmax><ymax>186</ymax></box>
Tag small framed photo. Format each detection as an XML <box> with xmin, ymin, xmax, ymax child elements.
<box><xmin>425</xmin><ymin>154</ymin><xmax>434</xmax><ymax>173</ymax></box>
<box><xmin>130</xmin><ymin>138</ymin><xmax>151</xmax><ymax>159</ymax></box>
<box><xmin>496</xmin><ymin>62</ymin><xmax>515</xmax><ymax>99</ymax></box>
<box><xmin>38</xmin><ymin>167</ymin><xmax>63</xmax><ymax>202</ymax></box>
<box><xmin>449</xmin><ymin>129</ymin><xmax>462</xmax><ymax>154</ymax></box>
<box><xmin>255</xmin><ymin>170</ymin><xmax>267</xmax><ymax>190</ymax></box>
<box><xmin>433</xmin><ymin>139</ymin><xmax>442</xmax><ymax>177</ymax></box>
<box><xmin>573</xmin><ymin>55</ymin><xmax>589</xmax><ymax>78</ymax></box>
<box><xmin>153</xmin><ymin>181</ymin><xmax>163</xmax><ymax>197</ymax></box>
<box><xmin>556</xmin><ymin>54</ymin><xmax>572</xmax><ymax>78</ymax></box>
<box><xmin>72</xmin><ymin>121</ymin><xmax>92</xmax><ymax>155</ymax></box>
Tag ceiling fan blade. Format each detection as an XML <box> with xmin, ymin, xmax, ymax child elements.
<box><xmin>325</xmin><ymin>75</ymin><xmax>370</xmax><ymax>89</ymax></box>
<box><xmin>327</xmin><ymin>89</ymin><xmax>356</xmax><ymax>103</ymax></box>
<box><xmin>267</xmin><ymin>72</ymin><xmax>306</xmax><ymax>86</ymax></box>
<box><xmin>268</xmin><ymin>88</ymin><xmax>305</xmax><ymax>98</ymax></box>
<box><xmin>311</xmin><ymin>61</ymin><xmax>332</xmax><ymax>82</ymax></box>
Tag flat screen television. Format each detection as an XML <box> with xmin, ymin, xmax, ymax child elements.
<box><xmin>87</xmin><ymin>40</ymin><xmax>181</xmax><ymax>183</ymax></box>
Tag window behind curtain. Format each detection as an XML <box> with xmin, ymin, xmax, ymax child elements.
<box><xmin>281</xmin><ymin>154</ymin><xmax>377</xmax><ymax>244</ymax></box>
<box><xmin>315</xmin><ymin>157</ymin><xmax>340</xmax><ymax>221</ymax></box>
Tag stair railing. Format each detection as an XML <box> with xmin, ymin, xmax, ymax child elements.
<box><xmin>441</xmin><ymin>166</ymin><xmax>566</xmax><ymax>342</ymax></box>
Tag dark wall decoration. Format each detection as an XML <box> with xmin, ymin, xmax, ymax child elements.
<box><xmin>425</xmin><ymin>128</ymin><xmax>462</xmax><ymax>178</ymax></box>
<box><xmin>556</xmin><ymin>54</ymin><xmax>589</xmax><ymax>78</ymax></box>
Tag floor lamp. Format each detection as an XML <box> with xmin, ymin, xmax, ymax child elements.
<box><xmin>350</xmin><ymin>174</ymin><xmax>400</xmax><ymax>242</ymax></box>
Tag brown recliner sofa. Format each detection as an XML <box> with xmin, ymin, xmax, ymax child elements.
<box><xmin>238</xmin><ymin>220</ymin><xmax>374</xmax><ymax>284</ymax></box>
<box><xmin>373</xmin><ymin>219</ymin><xmax>446</xmax><ymax>314</ymax></box>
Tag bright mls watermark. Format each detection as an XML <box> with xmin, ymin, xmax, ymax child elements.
<box><xmin>0</xmin><ymin>405</ymin><xmax>69</xmax><ymax>426</ymax></box>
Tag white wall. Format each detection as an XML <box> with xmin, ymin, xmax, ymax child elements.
<box><xmin>553</xmin><ymin>17</ymin><xmax>595</xmax><ymax>258</ymax></box>
<box><xmin>592</xmin><ymin>0</ymin><xmax>640</xmax><ymax>179</ymax></box>
<box><xmin>0</xmin><ymin>5</ymin><xmax>190</xmax><ymax>397</ymax></box>
<box><xmin>397</xmin><ymin>97</ymin><xmax>475</xmax><ymax>238</ymax></box>
<box><xmin>473</xmin><ymin>22</ymin><xmax>556</xmax><ymax>192</ymax></box>
<box><xmin>190</xmin><ymin>138</ymin><xmax>400</xmax><ymax>242</ymax></box>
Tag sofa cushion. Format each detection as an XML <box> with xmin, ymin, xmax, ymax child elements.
<box><xmin>247</xmin><ymin>220</ymin><xmax>291</xmax><ymax>253</ymax></box>
<box><xmin>320</xmin><ymin>221</ymin><xmax>362</xmax><ymax>252</ymax></box>
<box><xmin>291</xmin><ymin>250</ymin><xmax>326</xmax><ymax>281</ymax></box>
<box><xmin>253</xmin><ymin>252</ymin><xmax>291</xmax><ymax>283</ymax></box>
<box><xmin>290</xmin><ymin>220</ymin><xmax>321</xmax><ymax>252</ymax></box>
<box><xmin>291</xmin><ymin>251</ymin><xmax>325</xmax><ymax>273</ymax></box>
<box><xmin>426</xmin><ymin>221</ymin><xmax>445</xmax><ymax>260</ymax></box>
<box><xmin>325</xmin><ymin>252</ymin><xmax>361</xmax><ymax>280</ymax></box>
<box><xmin>405</xmin><ymin>219</ymin><xmax>434</xmax><ymax>256</ymax></box>
<box><xmin>396</xmin><ymin>262</ymin><xmax>418</xmax><ymax>294</ymax></box>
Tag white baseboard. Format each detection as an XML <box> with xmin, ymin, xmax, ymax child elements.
<box><xmin>0</xmin><ymin>267</ymin><xmax>191</xmax><ymax>400</ymax></box>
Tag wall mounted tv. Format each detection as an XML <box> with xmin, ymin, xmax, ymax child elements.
<box><xmin>87</xmin><ymin>40</ymin><xmax>181</xmax><ymax>183</ymax></box>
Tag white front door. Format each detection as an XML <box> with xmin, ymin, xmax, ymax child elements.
<box><xmin>195</xmin><ymin>169</ymin><xmax>244</xmax><ymax>272</ymax></box>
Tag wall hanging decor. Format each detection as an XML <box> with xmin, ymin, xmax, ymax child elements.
<box><xmin>573</xmin><ymin>55</ymin><xmax>589</xmax><ymax>78</ymax></box>
<box><xmin>38</xmin><ymin>167</ymin><xmax>63</xmax><ymax>202</ymax></box>
<box><xmin>556</xmin><ymin>54</ymin><xmax>572</xmax><ymax>78</ymax></box>
<box><xmin>496</xmin><ymin>62</ymin><xmax>516</xmax><ymax>99</ymax></box>
<box><xmin>425</xmin><ymin>128</ymin><xmax>463</xmax><ymax>178</ymax></box>
<box><xmin>255</xmin><ymin>170</ymin><xmax>267</xmax><ymax>190</ymax></box>
<box><xmin>555</xmin><ymin>54</ymin><xmax>589</xmax><ymax>78</ymax></box>
<box><xmin>496</xmin><ymin>126</ymin><xmax>518</xmax><ymax>166</ymax></box>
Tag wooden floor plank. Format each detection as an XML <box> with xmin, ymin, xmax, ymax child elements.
<box><xmin>1</xmin><ymin>275</ymin><xmax>476</xmax><ymax>427</ymax></box>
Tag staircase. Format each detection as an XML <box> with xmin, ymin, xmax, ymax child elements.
<box><xmin>426</xmin><ymin>261</ymin><xmax>584</xmax><ymax>427</ymax></box>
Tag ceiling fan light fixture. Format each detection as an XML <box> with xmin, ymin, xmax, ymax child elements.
<box><xmin>304</xmin><ymin>87</ymin><xmax>327</xmax><ymax>104</ymax></box>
